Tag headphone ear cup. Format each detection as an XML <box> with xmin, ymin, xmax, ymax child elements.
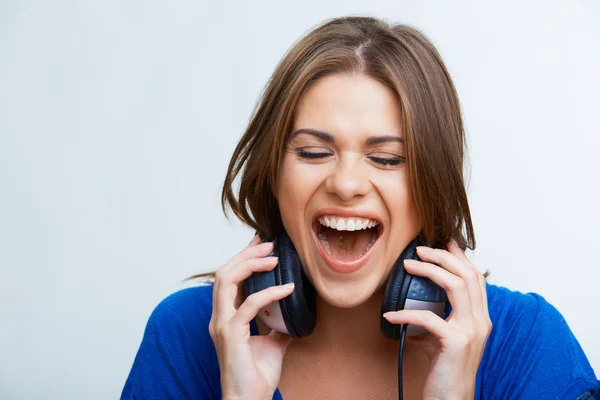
<box><xmin>275</xmin><ymin>232</ymin><xmax>317</xmax><ymax>337</ymax></box>
<box><xmin>381</xmin><ymin>235</ymin><xmax>450</xmax><ymax>339</ymax></box>
<box><xmin>381</xmin><ymin>237</ymin><xmax>420</xmax><ymax>339</ymax></box>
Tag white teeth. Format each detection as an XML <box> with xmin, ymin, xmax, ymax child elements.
<box><xmin>317</xmin><ymin>216</ymin><xmax>379</xmax><ymax>232</ymax></box>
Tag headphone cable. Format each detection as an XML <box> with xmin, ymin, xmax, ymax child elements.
<box><xmin>398</xmin><ymin>323</ymin><xmax>408</xmax><ymax>400</ymax></box>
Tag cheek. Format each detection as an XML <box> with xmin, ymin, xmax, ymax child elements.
<box><xmin>376</xmin><ymin>171</ymin><xmax>420</xmax><ymax>232</ymax></box>
<box><xmin>277</xmin><ymin>156</ymin><xmax>323</xmax><ymax>231</ymax></box>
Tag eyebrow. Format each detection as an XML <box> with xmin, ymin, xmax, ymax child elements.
<box><xmin>365</xmin><ymin>135</ymin><xmax>404</xmax><ymax>145</ymax></box>
<box><xmin>291</xmin><ymin>128</ymin><xmax>403</xmax><ymax>144</ymax></box>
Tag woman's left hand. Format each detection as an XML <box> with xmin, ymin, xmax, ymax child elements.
<box><xmin>383</xmin><ymin>239</ymin><xmax>492</xmax><ymax>400</ymax></box>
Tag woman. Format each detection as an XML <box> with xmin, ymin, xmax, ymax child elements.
<box><xmin>121</xmin><ymin>16</ymin><xmax>599</xmax><ymax>399</ymax></box>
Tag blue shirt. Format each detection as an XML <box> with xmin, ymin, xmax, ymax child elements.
<box><xmin>121</xmin><ymin>283</ymin><xmax>600</xmax><ymax>399</ymax></box>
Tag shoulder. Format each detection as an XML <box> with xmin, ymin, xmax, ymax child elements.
<box><xmin>121</xmin><ymin>284</ymin><xmax>221</xmax><ymax>399</ymax></box>
<box><xmin>136</xmin><ymin>283</ymin><xmax>216</xmax><ymax>356</ymax></box>
<box><xmin>140</xmin><ymin>284</ymin><xmax>217</xmax><ymax>351</ymax></box>
<box><xmin>478</xmin><ymin>282</ymin><xmax>599</xmax><ymax>399</ymax></box>
<box><xmin>484</xmin><ymin>282</ymin><xmax>586</xmax><ymax>352</ymax></box>
<box><xmin>140</xmin><ymin>284</ymin><xmax>214</xmax><ymax>339</ymax></box>
<box><xmin>485</xmin><ymin>281</ymin><xmax>563</xmax><ymax>326</ymax></box>
<box><xmin>148</xmin><ymin>284</ymin><xmax>214</xmax><ymax>328</ymax></box>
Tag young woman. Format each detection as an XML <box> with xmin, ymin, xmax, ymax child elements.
<box><xmin>121</xmin><ymin>16</ymin><xmax>599</xmax><ymax>399</ymax></box>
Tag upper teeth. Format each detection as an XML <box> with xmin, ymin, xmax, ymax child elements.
<box><xmin>318</xmin><ymin>216</ymin><xmax>379</xmax><ymax>231</ymax></box>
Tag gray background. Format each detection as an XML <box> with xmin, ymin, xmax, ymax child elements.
<box><xmin>1</xmin><ymin>1</ymin><xmax>598</xmax><ymax>398</ymax></box>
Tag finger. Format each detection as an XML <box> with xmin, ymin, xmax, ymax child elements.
<box><xmin>229</xmin><ymin>283</ymin><xmax>295</xmax><ymax>329</ymax></box>
<box><xmin>447</xmin><ymin>238</ymin><xmax>476</xmax><ymax>270</ymax></box>
<box><xmin>383</xmin><ymin>309</ymin><xmax>460</xmax><ymax>343</ymax></box>
<box><xmin>222</xmin><ymin>241</ymin><xmax>275</xmax><ymax>275</ymax></box>
<box><xmin>447</xmin><ymin>239</ymin><xmax>489</xmax><ymax>312</ymax></box>
<box><xmin>479</xmin><ymin>274</ymin><xmax>489</xmax><ymax>314</ymax></box>
<box><xmin>239</xmin><ymin>240</ymin><xmax>274</xmax><ymax>262</ymax></box>
<box><xmin>216</xmin><ymin>256</ymin><xmax>280</xmax><ymax>321</ymax></box>
<box><xmin>230</xmin><ymin>256</ymin><xmax>279</xmax><ymax>309</ymax></box>
<box><xmin>443</xmin><ymin>241</ymin><xmax>491</xmax><ymax>329</ymax></box>
<box><xmin>268</xmin><ymin>329</ymin><xmax>294</xmax><ymax>352</ymax></box>
<box><xmin>416</xmin><ymin>245</ymin><xmax>485</xmax><ymax>318</ymax></box>
<box><xmin>228</xmin><ymin>256</ymin><xmax>279</xmax><ymax>284</ymax></box>
<box><xmin>403</xmin><ymin>259</ymin><xmax>473</xmax><ymax>324</ymax></box>
<box><xmin>247</xmin><ymin>233</ymin><xmax>261</xmax><ymax>248</ymax></box>
<box><xmin>212</xmin><ymin>241</ymin><xmax>273</xmax><ymax>328</ymax></box>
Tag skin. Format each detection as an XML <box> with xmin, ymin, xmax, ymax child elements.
<box><xmin>277</xmin><ymin>73</ymin><xmax>421</xmax><ymax>308</ymax></box>
<box><xmin>209</xmin><ymin>73</ymin><xmax>492</xmax><ymax>400</ymax></box>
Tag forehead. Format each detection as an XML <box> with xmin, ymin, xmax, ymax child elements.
<box><xmin>293</xmin><ymin>73</ymin><xmax>403</xmax><ymax>140</ymax></box>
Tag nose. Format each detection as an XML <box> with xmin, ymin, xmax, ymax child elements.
<box><xmin>324</xmin><ymin>154</ymin><xmax>371</xmax><ymax>202</ymax></box>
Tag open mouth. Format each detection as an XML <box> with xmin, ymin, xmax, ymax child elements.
<box><xmin>312</xmin><ymin>215</ymin><xmax>383</xmax><ymax>267</ymax></box>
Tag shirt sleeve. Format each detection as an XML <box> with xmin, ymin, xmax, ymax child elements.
<box><xmin>478</xmin><ymin>285</ymin><xmax>599</xmax><ymax>400</ymax></box>
<box><xmin>120</xmin><ymin>285</ymin><xmax>222</xmax><ymax>400</ymax></box>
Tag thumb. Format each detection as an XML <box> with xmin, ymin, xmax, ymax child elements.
<box><xmin>268</xmin><ymin>330</ymin><xmax>294</xmax><ymax>352</ymax></box>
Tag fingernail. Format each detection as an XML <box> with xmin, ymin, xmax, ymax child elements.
<box><xmin>382</xmin><ymin>312</ymin><xmax>393</xmax><ymax>319</ymax></box>
<box><xmin>416</xmin><ymin>246</ymin><xmax>430</xmax><ymax>253</ymax></box>
<box><xmin>258</xmin><ymin>241</ymin><xmax>274</xmax><ymax>249</ymax></box>
<box><xmin>404</xmin><ymin>259</ymin><xmax>421</xmax><ymax>267</ymax></box>
<box><xmin>280</xmin><ymin>283</ymin><xmax>295</xmax><ymax>290</ymax></box>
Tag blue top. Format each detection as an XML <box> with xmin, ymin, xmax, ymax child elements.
<box><xmin>121</xmin><ymin>283</ymin><xmax>600</xmax><ymax>399</ymax></box>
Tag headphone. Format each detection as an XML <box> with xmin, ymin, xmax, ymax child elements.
<box><xmin>244</xmin><ymin>230</ymin><xmax>450</xmax><ymax>399</ymax></box>
<box><xmin>243</xmin><ymin>231</ymin><xmax>450</xmax><ymax>339</ymax></box>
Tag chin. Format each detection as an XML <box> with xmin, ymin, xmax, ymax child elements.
<box><xmin>317</xmin><ymin>280</ymin><xmax>381</xmax><ymax>308</ymax></box>
<box><xmin>305</xmin><ymin>252</ymin><xmax>390</xmax><ymax>309</ymax></box>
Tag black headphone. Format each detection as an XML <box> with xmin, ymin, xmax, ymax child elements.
<box><xmin>243</xmin><ymin>231</ymin><xmax>450</xmax><ymax>339</ymax></box>
<box><xmin>244</xmin><ymin>230</ymin><xmax>450</xmax><ymax>399</ymax></box>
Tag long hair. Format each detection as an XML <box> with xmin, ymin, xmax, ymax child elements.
<box><xmin>190</xmin><ymin>16</ymin><xmax>481</xmax><ymax>281</ymax></box>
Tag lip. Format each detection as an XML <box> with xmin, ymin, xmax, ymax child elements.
<box><xmin>311</xmin><ymin>208</ymin><xmax>383</xmax><ymax>274</ymax></box>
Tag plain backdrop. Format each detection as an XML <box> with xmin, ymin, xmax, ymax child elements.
<box><xmin>1</xmin><ymin>1</ymin><xmax>599</xmax><ymax>399</ymax></box>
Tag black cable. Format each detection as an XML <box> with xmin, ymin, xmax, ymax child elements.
<box><xmin>398</xmin><ymin>323</ymin><xmax>408</xmax><ymax>400</ymax></box>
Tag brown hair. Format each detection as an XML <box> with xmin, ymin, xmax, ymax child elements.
<box><xmin>190</xmin><ymin>15</ymin><xmax>483</xmax><ymax>281</ymax></box>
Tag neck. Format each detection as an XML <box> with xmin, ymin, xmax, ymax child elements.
<box><xmin>255</xmin><ymin>287</ymin><xmax>403</xmax><ymax>356</ymax></box>
<box><xmin>306</xmin><ymin>287</ymin><xmax>398</xmax><ymax>354</ymax></box>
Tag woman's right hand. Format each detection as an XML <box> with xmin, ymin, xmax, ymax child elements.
<box><xmin>209</xmin><ymin>235</ymin><xmax>295</xmax><ymax>400</ymax></box>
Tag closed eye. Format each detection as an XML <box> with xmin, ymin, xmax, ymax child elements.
<box><xmin>297</xmin><ymin>149</ymin><xmax>333</xmax><ymax>159</ymax></box>
<box><xmin>369</xmin><ymin>156</ymin><xmax>405</xmax><ymax>166</ymax></box>
<box><xmin>296</xmin><ymin>149</ymin><xmax>405</xmax><ymax>166</ymax></box>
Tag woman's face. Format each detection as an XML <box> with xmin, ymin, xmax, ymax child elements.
<box><xmin>276</xmin><ymin>73</ymin><xmax>421</xmax><ymax>308</ymax></box>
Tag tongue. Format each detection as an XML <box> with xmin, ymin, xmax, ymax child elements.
<box><xmin>319</xmin><ymin>227</ymin><xmax>375</xmax><ymax>262</ymax></box>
